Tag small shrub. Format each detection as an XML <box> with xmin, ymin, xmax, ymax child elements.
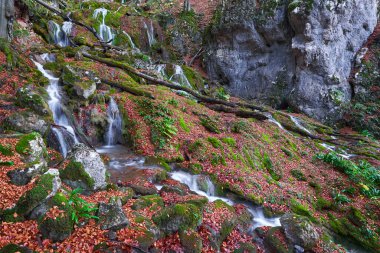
<box><xmin>0</xmin><ymin>144</ymin><xmax>13</xmax><ymax>156</ymax></box>
<box><xmin>67</xmin><ymin>188</ymin><xmax>98</xmax><ymax>223</ymax></box>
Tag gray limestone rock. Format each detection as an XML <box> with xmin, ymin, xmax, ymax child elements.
<box><xmin>206</xmin><ymin>0</ymin><xmax>378</xmax><ymax>123</ymax></box>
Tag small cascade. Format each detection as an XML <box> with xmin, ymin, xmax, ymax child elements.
<box><xmin>33</xmin><ymin>54</ymin><xmax>78</xmax><ymax>157</ymax></box>
<box><xmin>170</xmin><ymin>171</ymin><xmax>233</xmax><ymax>204</ymax></box>
<box><xmin>105</xmin><ymin>97</ymin><xmax>122</xmax><ymax>146</ymax></box>
<box><xmin>290</xmin><ymin>115</ymin><xmax>312</xmax><ymax>134</ymax></box>
<box><xmin>264</xmin><ymin>112</ymin><xmax>286</xmax><ymax>131</ymax></box>
<box><xmin>48</xmin><ymin>20</ymin><xmax>72</xmax><ymax>47</ymax></box>
<box><xmin>169</xmin><ymin>65</ymin><xmax>193</xmax><ymax>89</ymax></box>
<box><xmin>170</xmin><ymin>170</ymin><xmax>281</xmax><ymax>229</ymax></box>
<box><xmin>93</xmin><ymin>8</ymin><xmax>114</xmax><ymax>44</ymax></box>
<box><xmin>143</xmin><ymin>21</ymin><xmax>156</xmax><ymax>47</ymax></box>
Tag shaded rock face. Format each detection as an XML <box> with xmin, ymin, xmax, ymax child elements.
<box><xmin>97</xmin><ymin>199</ymin><xmax>129</xmax><ymax>230</ymax></box>
<box><xmin>280</xmin><ymin>213</ymin><xmax>320</xmax><ymax>250</ymax></box>
<box><xmin>206</xmin><ymin>0</ymin><xmax>378</xmax><ymax>122</ymax></box>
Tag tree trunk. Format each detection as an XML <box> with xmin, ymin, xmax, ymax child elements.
<box><xmin>0</xmin><ymin>0</ymin><xmax>15</xmax><ymax>40</ymax></box>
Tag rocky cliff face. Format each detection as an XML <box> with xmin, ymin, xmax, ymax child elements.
<box><xmin>206</xmin><ymin>0</ymin><xmax>378</xmax><ymax>122</ymax></box>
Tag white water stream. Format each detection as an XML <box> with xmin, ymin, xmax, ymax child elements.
<box><xmin>93</xmin><ymin>8</ymin><xmax>115</xmax><ymax>44</ymax></box>
<box><xmin>33</xmin><ymin>54</ymin><xmax>78</xmax><ymax>157</ymax></box>
<box><xmin>105</xmin><ymin>97</ymin><xmax>122</xmax><ymax>146</ymax></box>
<box><xmin>49</xmin><ymin>21</ymin><xmax>73</xmax><ymax>47</ymax></box>
<box><xmin>144</xmin><ymin>21</ymin><xmax>156</xmax><ymax>47</ymax></box>
<box><xmin>170</xmin><ymin>170</ymin><xmax>281</xmax><ymax>230</ymax></box>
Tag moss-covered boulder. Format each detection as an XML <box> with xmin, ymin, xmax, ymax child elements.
<box><xmin>15</xmin><ymin>132</ymin><xmax>48</xmax><ymax>163</ymax></box>
<box><xmin>179</xmin><ymin>229</ymin><xmax>202</xmax><ymax>253</ymax></box>
<box><xmin>60</xmin><ymin>143</ymin><xmax>107</xmax><ymax>191</ymax></box>
<box><xmin>97</xmin><ymin>199</ymin><xmax>129</xmax><ymax>230</ymax></box>
<box><xmin>152</xmin><ymin>203</ymin><xmax>202</xmax><ymax>234</ymax></box>
<box><xmin>15</xmin><ymin>170</ymin><xmax>61</xmax><ymax>217</ymax></box>
<box><xmin>131</xmin><ymin>194</ymin><xmax>164</xmax><ymax>210</ymax></box>
<box><xmin>280</xmin><ymin>213</ymin><xmax>320</xmax><ymax>251</ymax></box>
<box><xmin>263</xmin><ymin>227</ymin><xmax>292</xmax><ymax>253</ymax></box>
<box><xmin>38</xmin><ymin>193</ymin><xmax>75</xmax><ymax>242</ymax></box>
<box><xmin>2</xmin><ymin>111</ymin><xmax>50</xmax><ymax>136</ymax></box>
<box><xmin>15</xmin><ymin>86</ymin><xmax>51</xmax><ymax>116</ymax></box>
<box><xmin>61</xmin><ymin>65</ymin><xmax>97</xmax><ymax>99</ymax></box>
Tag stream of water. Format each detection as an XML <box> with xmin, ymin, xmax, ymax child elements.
<box><xmin>105</xmin><ymin>97</ymin><xmax>122</xmax><ymax>146</ymax></box>
<box><xmin>33</xmin><ymin>54</ymin><xmax>78</xmax><ymax>157</ymax></box>
<box><xmin>93</xmin><ymin>8</ymin><xmax>115</xmax><ymax>44</ymax></box>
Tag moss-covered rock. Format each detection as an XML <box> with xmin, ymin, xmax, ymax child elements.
<box><xmin>2</xmin><ymin>110</ymin><xmax>51</xmax><ymax>135</ymax></box>
<box><xmin>61</xmin><ymin>65</ymin><xmax>97</xmax><ymax>99</ymax></box>
<box><xmin>199</xmin><ymin>115</ymin><xmax>221</xmax><ymax>134</ymax></box>
<box><xmin>60</xmin><ymin>143</ymin><xmax>107</xmax><ymax>191</ymax></box>
<box><xmin>97</xmin><ymin>199</ymin><xmax>129</xmax><ymax>230</ymax></box>
<box><xmin>15</xmin><ymin>86</ymin><xmax>51</xmax><ymax>116</ymax></box>
<box><xmin>15</xmin><ymin>173</ymin><xmax>55</xmax><ymax>217</ymax></box>
<box><xmin>179</xmin><ymin>229</ymin><xmax>202</xmax><ymax>253</ymax></box>
<box><xmin>38</xmin><ymin>193</ymin><xmax>75</xmax><ymax>242</ymax></box>
<box><xmin>280</xmin><ymin>213</ymin><xmax>320</xmax><ymax>250</ymax></box>
<box><xmin>263</xmin><ymin>227</ymin><xmax>292</xmax><ymax>253</ymax></box>
<box><xmin>131</xmin><ymin>194</ymin><xmax>164</xmax><ymax>210</ymax></box>
<box><xmin>152</xmin><ymin>203</ymin><xmax>202</xmax><ymax>234</ymax></box>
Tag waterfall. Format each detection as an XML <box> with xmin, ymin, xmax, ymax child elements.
<box><xmin>169</xmin><ymin>65</ymin><xmax>192</xmax><ymax>89</ymax></box>
<box><xmin>33</xmin><ymin>54</ymin><xmax>78</xmax><ymax>157</ymax></box>
<box><xmin>170</xmin><ymin>170</ymin><xmax>281</xmax><ymax>229</ymax></box>
<box><xmin>264</xmin><ymin>112</ymin><xmax>286</xmax><ymax>131</ymax></box>
<box><xmin>93</xmin><ymin>8</ymin><xmax>114</xmax><ymax>44</ymax></box>
<box><xmin>290</xmin><ymin>115</ymin><xmax>311</xmax><ymax>134</ymax></box>
<box><xmin>48</xmin><ymin>20</ymin><xmax>72</xmax><ymax>47</ymax></box>
<box><xmin>105</xmin><ymin>97</ymin><xmax>122</xmax><ymax>146</ymax></box>
<box><xmin>143</xmin><ymin>21</ymin><xmax>155</xmax><ymax>47</ymax></box>
<box><xmin>122</xmin><ymin>31</ymin><xmax>139</xmax><ymax>51</ymax></box>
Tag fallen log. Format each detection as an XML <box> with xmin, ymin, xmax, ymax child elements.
<box><xmin>204</xmin><ymin>104</ymin><xmax>268</xmax><ymax>120</ymax></box>
<box><xmin>100</xmin><ymin>78</ymin><xmax>155</xmax><ymax>99</ymax></box>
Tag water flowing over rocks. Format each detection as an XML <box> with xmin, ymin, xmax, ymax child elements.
<box><xmin>206</xmin><ymin>0</ymin><xmax>378</xmax><ymax>122</ymax></box>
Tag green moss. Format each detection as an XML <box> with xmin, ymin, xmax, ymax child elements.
<box><xmin>213</xmin><ymin>199</ymin><xmax>234</xmax><ymax>212</ymax></box>
<box><xmin>15</xmin><ymin>132</ymin><xmax>40</xmax><ymax>155</ymax></box>
<box><xmin>315</xmin><ymin>197</ymin><xmax>333</xmax><ymax>211</ymax></box>
<box><xmin>207</xmin><ymin>137</ymin><xmax>222</xmax><ymax>148</ymax></box>
<box><xmin>231</xmin><ymin>120</ymin><xmax>248</xmax><ymax>133</ymax></box>
<box><xmin>16</xmin><ymin>174</ymin><xmax>54</xmax><ymax>216</ymax></box>
<box><xmin>0</xmin><ymin>144</ymin><xmax>13</xmax><ymax>156</ymax></box>
<box><xmin>131</xmin><ymin>195</ymin><xmax>164</xmax><ymax>210</ymax></box>
<box><xmin>200</xmin><ymin>115</ymin><xmax>221</xmax><ymax>134</ymax></box>
<box><xmin>60</xmin><ymin>160</ymin><xmax>95</xmax><ymax>189</ymax></box>
<box><xmin>221</xmin><ymin>137</ymin><xmax>236</xmax><ymax>147</ymax></box>
<box><xmin>211</xmin><ymin>153</ymin><xmax>226</xmax><ymax>166</ymax></box>
<box><xmin>180</xmin><ymin>230</ymin><xmax>202</xmax><ymax>253</ymax></box>
<box><xmin>264</xmin><ymin>227</ymin><xmax>291</xmax><ymax>253</ymax></box>
<box><xmin>290</xmin><ymin>169</ymin><xmax>306</xmax><ymax>181</ymax></box>
<box><xmin>182</xmin><ymin>65</ymin><xmax>204</xmax><ymax>90</ymax></box>
<box><xmin>152</xmin><ymin>203</ymin><xmax>202</xmax><ymax>234</ymax></box>
<box><xmin>290</xmin><ymin>199</ymin><xmax>315</xmax><ymax>222</ymax></box>
<box><xmin>281</xmin><ymin>147</ymin><xmax>294</xmax><ymax>158</ymax></box>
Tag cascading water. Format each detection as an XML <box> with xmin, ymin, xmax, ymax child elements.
<box><xmin>264</xmin><ymin>112</ymin><xmax>286</xmax><ymax>131</ymax></box>
<box><xmin>290</xmin><ymin>115</ymin><xmax>312</xmax><ymax>134</ymax></box>
<box><xmin>48</xmin><ymin>20</ymin><xmax>72</xmax><ymax>47</ymax></box>
<box><xmin>170</xmin><ymin>170</ymin><xmax>281</xmax><ymax>230</ymax></box>
<box><xmin>33</xmin><ymin>54</ymin><xmax>78</xmax><ymax>157</ymax></box>
<box><xmin>144</xmin><ymin>21</ymin><xmax>156</xmax><ymax>47</ymax></box>
<box><xmin>122</xmin><ymin>31</ymin><xmax>137</xmax><ymax>49</ymax></box>
<box><xmin>105</xmin><ymin>97</ymin><xmax>122</xmax><ymax>146</ymax></box>
<box><xmin>169</xmin><ymin>65</ymin><xmax>193</xmax><ymax>89</ymax></box>
<box><xmin>93</xmin><ymin>8</ymin><xmax>114</xmax><ymax>44</ymax></box>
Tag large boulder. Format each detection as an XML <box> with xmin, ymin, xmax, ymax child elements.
<box><xmin>7</xmin><ymin>132</ymin><xmax>49</xmax><ymax>185</ymax></box>
<box><xmin>280</xmin><ymin>213</ymin><xmax>320</xmax><ymax>250</ymax></box>
<box><xmin>61</xmin><ymin>65</ymin><xmax>97</xmax><ymax>99</ymax></box>
<box><xmin>2</xmin><ymin>111</ymin><xmax>50</xmax><ymax>135</ymax></box>
<box><xmin>97</xmin><ymin>199</ymin><xmax>129</xmax><ymax>230</ymax></box>
<box><xmin>152</xmin><ymin>203</ymin><xmax>202</xmax><ymax>234</ymax></box>
<box><xmin>15</xmin><ymin>86</ymin><xmax>51</xmax><ymax>116</ymax></box>
<box><xmin>60</xmin><ymin>143</ymin><xmax>107</xmax><ymax>191</ymax></box>
<box><xmin>206</xmin><ymin>0</ymin><xmax>378</xmax><ymax>122</ymax></box>
<box><xmin>15</xmin><ymin>170</ymin><xmax>61</xmax><ymax>218</ymax></box>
